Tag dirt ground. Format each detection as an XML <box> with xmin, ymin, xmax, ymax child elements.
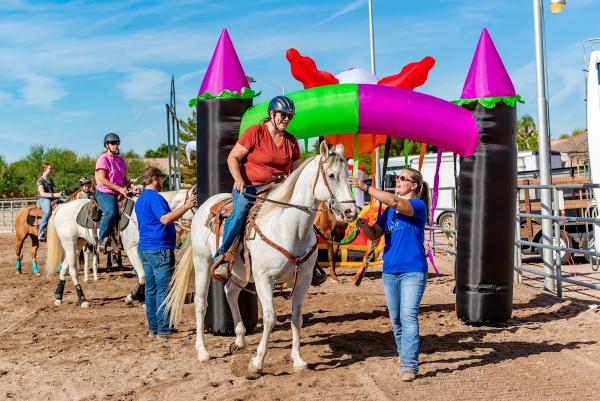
<box><xmin>1</xmin><ymin>232</ymin><xmax>599</xmax><ymax>401</ymax></box>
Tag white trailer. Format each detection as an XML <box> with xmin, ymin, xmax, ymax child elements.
<box><xmin>383</xmin><ymin>150</ymin><xmax>563</xmax><ymax>227</ymax></box>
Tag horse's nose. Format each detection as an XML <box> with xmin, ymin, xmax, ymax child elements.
<box><xmin>344</xmin><ymin>208</ymin><xmax>357</xmax><ymax>220</ymax></box>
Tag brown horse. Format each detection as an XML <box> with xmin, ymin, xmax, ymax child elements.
<box><xmin>14</xmin><ymin>205</ymin><xmax>42</xmax><ymax>274</ymax></box>
<box><xmin>313</xmin><ymin>203</ymin><xmax>348</xmax><ymax>282</ymax></box>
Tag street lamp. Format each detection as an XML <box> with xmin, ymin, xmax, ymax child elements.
<box><xmin>246</xmin><ymin>75</ymin><xmax>285</xmax><ymax>94</ymax></box>
<box><xmin>549</xmin><ymin>0</ymin><xmax>566</xmax><ymax>14</ymax></box>
<box><xmin>532</xmin><ymin>0</ymin><xmax>566</xmax><ymax>291</ymax></box>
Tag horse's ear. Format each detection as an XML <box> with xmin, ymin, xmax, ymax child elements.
<box><xmin>319</xmin><ymin>140</ymin><xmax>329</xmax><ymax>159</ymax></box>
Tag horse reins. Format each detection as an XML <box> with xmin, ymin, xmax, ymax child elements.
<box><xmin>243</xmin><ymin>155</ymin><xmax>355</xmax><ymax>300</ymax></box>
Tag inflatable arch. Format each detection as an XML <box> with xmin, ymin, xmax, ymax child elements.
<box><xmin>240</xmin><ymin>83</ymin><xmax>478</xmax><ymax>157</ymax></box>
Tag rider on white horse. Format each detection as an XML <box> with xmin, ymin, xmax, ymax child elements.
<box><xmin>94</xmin><ymin>133</ymin><xmax>136</xmax><ymax>253</ymax></box>
<box><xmin>211</xmin><ymin>96</ymin><xmax>301</xmax><ymax>278</ymax></box>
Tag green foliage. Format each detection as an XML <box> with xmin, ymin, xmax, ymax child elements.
<box><xmin>144</xmin><ymin>143</ymin><xmax>169</xmax><ymax>158</ymax></box>
<box><xmin>121</xmin><ymin>150</ymin><xmax>140</xmax><ymax>159</ymax></box>
<box><xmin>179</xmin><ymin>111</ymin><xmax>197</xmax><ymax>187</ymax></box>
<box><xmin>516</xmin><ymin>114</ymin><xmax>539</xmax><ymax>151</ymax></box>
<box><xmin>0</xmin><ymin>146</ymin><xmax>150</xmax><ymax>198</ymax></box>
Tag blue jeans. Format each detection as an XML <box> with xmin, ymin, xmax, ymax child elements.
<box><xmin>214</xmin><ymin>186</ymin><xmax>260</xmax><ymax>259</ymax></box>
<box><xmin>139</xmin><ymin>248</ymin><xmax>175</xmax><ymax>335</ymax></box>
<box><xmin>37</xmin><ymin>198</ymin><xmax>52</xmax><ymax>237</ymax></box>
<box><xmin>382</xmin><ymin>272</ymin><xmax>427</xmax><ymax>373</ymax></box>
<box><xmin>96</xmin><ymin>190</ymin><xmax>117</xmax><ymax>242</ymax></box>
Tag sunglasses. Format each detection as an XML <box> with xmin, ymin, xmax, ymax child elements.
<box><xmin>397</xmin><ymin>175</ymin><xmax>415</xmax><ymax>183</ymax></box>
<box><xmin>278</xmin><ymin>112</ymin><xmax>294</xmax><ymax>120</ymax></box>
<box><xmin>108</xmin><ymin>141</ymin><xmax>120</xmax><ymax>146</ymax></box>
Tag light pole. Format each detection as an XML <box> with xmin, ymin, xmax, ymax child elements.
<box><xmin>368</xmin><ymin>0</ymin><xmax>381</xmax><ymax>188</ymax></box>
<box><xmin>532</xmin><ymin>0</ymin><xmax>566</xmax><ymax>291</ymax></box>
<box><xmin>246</xmin><ymin>75</ymin><xmax>285</xmax><ymax>94</ymax></box>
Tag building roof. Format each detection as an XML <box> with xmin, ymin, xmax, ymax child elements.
<box><xmin>550</xmin><ymin>132</ymin><xmax>588</xmax><ymax>154</ymax></box>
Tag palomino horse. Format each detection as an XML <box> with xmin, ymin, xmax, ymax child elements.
<box><xmin>14</xmin><ymin>206</ymin><xmax>42</xmax><ymax>275</ymax></box>
<box><xmin>165</xmin><ymin>142</ymin><xmax>357</xmax><ymax>374</ymax></box>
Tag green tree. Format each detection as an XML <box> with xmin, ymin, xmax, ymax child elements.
<box><xmin>144</xmin><ymin>143</ymin><xmax>169</xmax><ymax>158</ymax></box>
<box><xmin>0</xmin><ymin>146</ymin><xmax>150</xmax><ymax>198</ymax></box>
<box><xmin>178</xmin><ymin>111</ymin><xmax>197</xmax><ymax>187</ymax></box>
<box><xmin>516</xmin><ymin>114</ymin><xmax>539</xmax><ymax>150</ymax></box>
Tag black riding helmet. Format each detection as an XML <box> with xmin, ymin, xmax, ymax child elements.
<box><xmin>268</xmin><ymin>96</ymin><xmax>295</xmax><ymax>116</ymax></box>
<box><xmin>103</xmin><ymin>132</ymin><xmax>121</xmax><ymax>147</ymax></box>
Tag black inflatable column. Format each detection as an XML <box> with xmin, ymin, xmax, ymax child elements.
<box><xmin>192</xmin><ymin>28</ymin><xmax>259</xmax><ymax>335</ymax></box>
<box><xmin>455</xmin><ymin>28</ymin><xmax>520</xmax><ymax>324</ymax></box>
<box><xmin>195</xmin><ymin>98</ymin><xmax>252</xmax><ymax>201</ymax></box>
<box><xmin>196</xmin><ymin>98</ymin><xmax>258</xmax><ymax>335</ymax></box>
<box><xmin>456</xmin><ymin>102</ymin><xmax>517</xmax><ymax>323</ymax></box>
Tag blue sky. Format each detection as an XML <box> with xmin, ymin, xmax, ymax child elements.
<box><xmin>1</xmin><ymin>0</ymin><xmax>599</xmax><ymax>162</ymax></box>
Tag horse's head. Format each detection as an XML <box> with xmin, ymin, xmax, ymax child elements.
<box><xmin>313</xmin><ymin>141</ymin><xmax>358</xmax><ymax>223</ymax></box>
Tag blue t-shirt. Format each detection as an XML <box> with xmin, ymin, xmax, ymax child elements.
<box><xmin>376</xmin><ymin>198</ymin><xmax>428</xmax><ymax>274</ymax></box>
<box><xmin>135</xmin><ymin>189</ymin><xmax>176</xmax><ymax>250</ymax></box>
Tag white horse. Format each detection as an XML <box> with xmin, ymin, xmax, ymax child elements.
<box><xmin>45</xmin><ymin>188</ymin><xmax>196</xmax><ymax>308</ymax></box>
<box><xmin>164</xmin><ymin>142</ymin><xmax>357</xmax><ymax>374</ymax></box>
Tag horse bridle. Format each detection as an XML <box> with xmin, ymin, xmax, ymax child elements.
<box><xmin>312</xmin><ymin>156</ymin><xmax>356</xmax><ymax>216</ymax></box>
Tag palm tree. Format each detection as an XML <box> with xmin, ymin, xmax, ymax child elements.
<box><xmin>516</xmin><ymin>115</ymin><xmax>539</xmax><ymax>150</ymax></box>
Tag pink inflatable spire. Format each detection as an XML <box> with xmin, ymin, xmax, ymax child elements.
<box><xmin>460</xmin><ymin>28</ymin><xmax>515</xmax><ymax>99</ymax></box>
<box><xmin>198</xmin><ymin>29</ymin><xmax>250</xmax><ymax>96</ymax></box>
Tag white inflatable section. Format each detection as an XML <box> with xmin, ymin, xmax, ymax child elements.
<box><xmin>587</xmin><ymin>51</ymin><xmax>600</xmax><ymax>251</ymax></box>
<box><xmin>185</xmin><ymin>141</ymin><xmax>196</xmax><ymax>165</ymax></box>
<box><xmin>335</xmin><ymin>68</ymin><xmax>378</xmax><ymax>84</ymax></box>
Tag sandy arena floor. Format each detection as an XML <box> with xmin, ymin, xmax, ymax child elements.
<box><xmin>1</xmin><ymin>232</ymin><xmax>599</xmax><ymax>401</ymax></box>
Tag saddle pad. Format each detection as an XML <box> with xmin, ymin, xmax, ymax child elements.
<box><xmin>118</xmin><ymin>197</ymin><xmax>135</xmax><ymax>231</ymax></box>
<box><xmin>26</xmin><ymin>207</ymin><xmax>43</xmax><ymax>227</ymax></box>
<box><xmin>76</xmin><ymin>201</ymin><xmax>99</xmax><ymax>229</ymax></box>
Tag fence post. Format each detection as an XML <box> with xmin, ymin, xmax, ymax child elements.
<box><xmin>552</xmin><ymin>187</ymin><xmax>563</xmax><ymax>298</ymax></box>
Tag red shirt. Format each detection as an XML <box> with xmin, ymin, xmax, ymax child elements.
<box><xmin>238</xmin><ymin>123</ymin><xmax>300</xmax><ymax>185</ymax></box>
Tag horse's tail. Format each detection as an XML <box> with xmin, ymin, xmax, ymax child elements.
<box><xmin>163</xmin><ymin>240</ymin><xmax>194</xmax><ymax>327</ymax></box>
<box><xmin>45</xmin><ymin>214</ymin><xmax>64</xmax><ymax>277</ymax></box>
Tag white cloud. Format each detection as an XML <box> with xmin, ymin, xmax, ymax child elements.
<box><xmin>320</xmin><ymin>0</ymin><xmax>366</xmax><ymax>25</ymax></box>
<box><xmin>19</xmin><ymin>73</ymin><xmax>67</xmax><ymax>107</ymax></box>
<box><xmin>117</xmin><ymin>68</ymin><xmax>170</xmax><ymax>101</ymax></box>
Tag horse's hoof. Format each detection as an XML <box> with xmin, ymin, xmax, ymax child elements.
<box><xmin>54</xmin><ymin>299</ymin><xmax>62</xmax><ymax>306</ymax></box>
<box><xmin>94</xmin><ymin>277</ymin><xmax>99</xmax><ymax>282</ymax></box>
<box><xmin>248</xmin><ymin>360</ymin><xmax>262</xmax><ymax>374</ymax></box>
<box><xmin>293</xmin><ymin>361</ymin><xmax>308</xmax><ymax>372</ymax></box>
<box><xmin>80</xmin><ymin>301</ymin><xmax>90</xmax><ymax>309</ymax></box>
<box><xmin>229</xmin><ymin>341</ymin><xmax>246</xmax><ymax>355</ymax></box>
<box><xmin>197</xmin><ymin>352</ymin><xmax>210</xmax><ymax>362</ymax></box>
<box><xmin>124</xmin><ymin>295</ymin><xmax>133</xmax><ymax>304</ymax></box>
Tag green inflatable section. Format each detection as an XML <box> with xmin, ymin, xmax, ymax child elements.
<box><xmin>239</xmin><ymin>84</ymin><xmax>359</xmax><ymax>139</ymax></box>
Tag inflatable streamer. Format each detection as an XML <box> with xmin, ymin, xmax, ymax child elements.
<box><xmin>240</xmin><ymin>83</ymin><xmax>478</xmax><ymax>157</ymax></box>
<box><xmin>455</xmin><ymin>28</ymin><xmax>520</xmax><ymax>324</ymax></box>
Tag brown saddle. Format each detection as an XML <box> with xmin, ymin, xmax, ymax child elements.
<box><xmin>207</xmin><ymin>197</ymin><xmax>234</xmax><ymax>249</ymax></box>
<box><xmin>26</xmin><ymin>199</ymin><xmax>61</xmax><ymax>227</ymax></box>
<box><xmin>26</xmin><ymin>207</ymin><xmax>44</xmax><ymax>227</ymax></box>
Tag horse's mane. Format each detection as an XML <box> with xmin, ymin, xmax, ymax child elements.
<box><xmin>255</xmin><ymin>152</ymin><xmax>345</xmax><ymax>224</ymax></box>
<box><xmin>67</xmin><ymin>189</ymin><xmax>81</xmax><ymax>202</ymax></box>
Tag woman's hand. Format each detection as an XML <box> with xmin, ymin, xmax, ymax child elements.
<box><xmin>117</xmin><ymin>187</ymin><xmax>128</xmax><ymax>197</ymax></box>
<box><xmin>184</xmin><ymin>194</ymin><xmax>197</xmax><ymax>210</ymax></box>
<box><xmin>355</xmin><ymin>218</ymin><xmax>367</xmax><ymax>230</ymax></box>
<box><xmin>348</xmin><ymin>177</ymin><xmax>368</xmax><ymax>192</ymax></box>
<box><xmin>234</xmin><ymin>179</ymin><xmax>245</xmax><ymax>193</ymax></box>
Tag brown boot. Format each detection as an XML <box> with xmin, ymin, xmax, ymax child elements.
<box><xmin>401</xmin><ymin>371</ymin><xmax>416</xmax><ymax>382</ymax></box>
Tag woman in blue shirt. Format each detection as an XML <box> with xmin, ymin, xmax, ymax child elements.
<box><xmin>349</xmin><ymin>168</ymin><xmax>430</xmax><ymax>382</ymax></box>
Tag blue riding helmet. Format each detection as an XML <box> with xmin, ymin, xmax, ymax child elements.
<box><xmin>268</xmin><ymin>96</ymin><xmax>295</xmax><ymax>116</ymax></box>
